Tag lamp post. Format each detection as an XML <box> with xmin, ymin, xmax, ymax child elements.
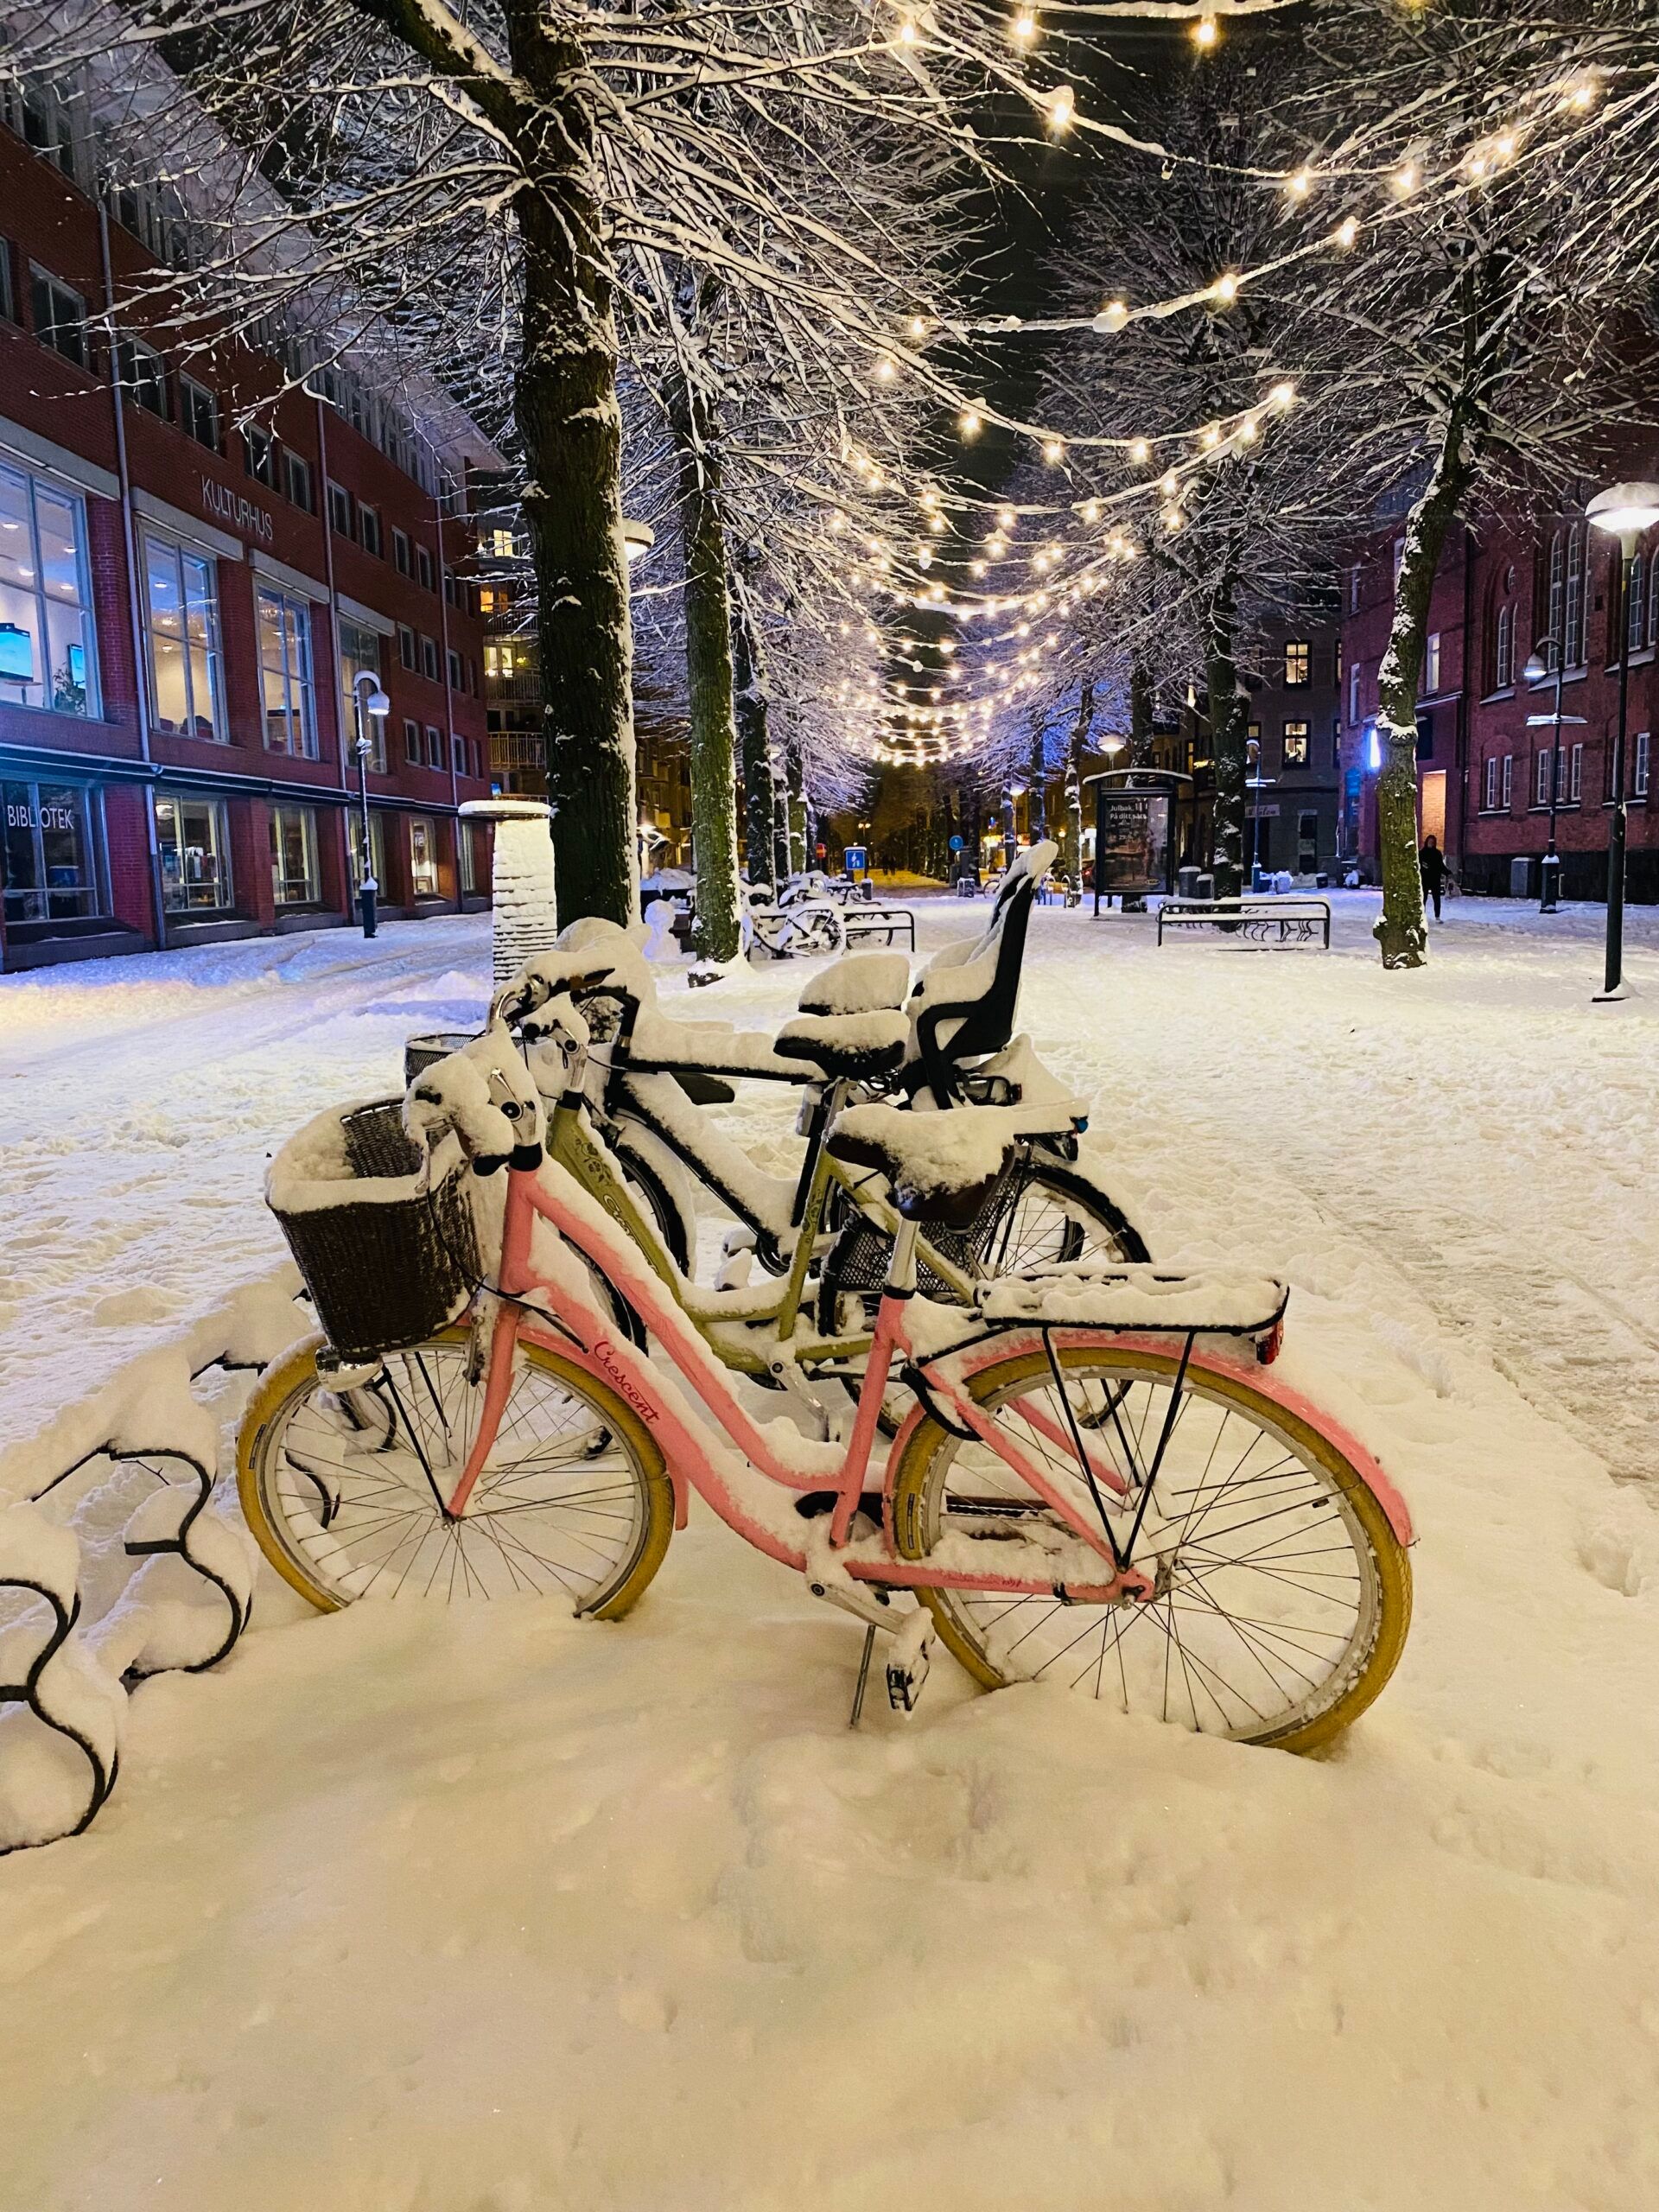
<box><xmin>351</xmin><ymin>669</ymin><xmax>391</xmax><ymax>938</ymax></box>
<box><xmin>1586</xmin><ymin>482</ymin><xmax>1659</xmax><ymax>1000</ymax></box>
<box><xmin>1521</xmin><ymin>637</ymin><xmax>1580</xmax><ymax>913</ymax></box>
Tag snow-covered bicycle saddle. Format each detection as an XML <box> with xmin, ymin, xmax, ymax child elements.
<box><xmin>824</xmin><ymin>1100</ymin><xmax>1029</xmax><ymax>1226</ymax></box>
<box><xmin>774</xmin><ymin>1009</ymin><xmax>909</xmax><ymax>1083</ymax></box>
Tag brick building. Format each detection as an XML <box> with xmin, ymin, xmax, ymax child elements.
<box><xmin>0</xmin><ymin>64</ymin><xmax>500</xmax><ymax>973</ymax></box>
<box><xmin>1340</xmin><ymin>480</ymin><xmax>1659</xmax><ymax>899</ymax></box>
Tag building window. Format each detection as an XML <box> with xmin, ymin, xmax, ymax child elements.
<box><xmin>397</xmin><ymin>623</ymin><xmax>416</xmax><ymax>671</ymax></box>
<box><xmin>117</xmin><ymin>337</ymin><xmax>168</xmax><ymax>418</ymax></box>
<box><xmin>1282</xmin><ymin>720</ymin><xmax>1310</xmax><ymax>767</ymax></box>
<box><xmin>0</xmin><ymin>459</ymin><xmax>98</xmax><ymax>717</ymax></box>
<box><xmin>1284</xmin><ymin>640</ymin><xmax>1310</xmax><ymax>687</ymax></box>
<box><xmin>1606</xmin><ymin>741</ymin><xmax>1621</xmax><ymax>804</ymax></box>
<box><xmin>359</xmin><ymin>504</ymin><xmax>383</xmax><ymax>558</ymax></box>
<box><xmin>1570</xmin><ymin>742</ymin><xmax>1583</xmax><ymax>802</ymax></box>
<box><xmin>404</xmin><ymin>716</ymin><xmax>421</xmax><ymax>765</ymax></box>
<box><xmin>242</xmin><ymin>423</ymin><xmax>277</xmax><ymax>488</ymax></box>
<box><xmin>1564</xmin><ymin>525</ymin><xmax>1586</xmax><ymax>667</ymax></box>
<box><xmin>154</xmin><ymin>792</ymin><xmax>233</xmax><ymax>912</ymax></box>
<box><xmin>1535</xmin><ymin>749</ymin><xmax>1552</xmax><ymax>806</ymax></box>
<box><xmin>281</xmin><ymin>452</ymin><xmax>312</xmax><ymax>514</ymax></box>
<box><xmin>1347</xmin><ymin>663</ymin><xmax>1361</xmax><ymax>726</ymax></box>
<box><xmin>257</xmin><ymin>587</ymin><xmax>318</xmax><ymax>757</ymax></box>
<box><xmin>424</xmin><ymin>723</ymin><xmax>442</xmax><ymax>768</ymax></box>
<box><xmin>1483</xmin><ymin>755</ymin><xmax>1497</xmax><ymax>811</ymax></box>
<box><xmin>1502</xmin><ymin>753</ymin><xmax>1513</xmax><ymax>808</ymax></box>
<box><xmin>2</xmin><ymin>781</ymin><xmax>103</xmax><ymax>925</ymax></box>
<box><xmin>1627</xmin><ymin>554</ymin><xmax>1647</xmax><ymax>658</ymax></box>
<box><xmin>348</xmin><ymin>808</ymin><xmax>385</xmax><ymax>893</ymax></box>
<box><xmin>327</xmin><ymin>481</ymin><xmax>353</xmax><ymax>537</ymax></box>
<box><xmin>392</xmin><ymin>527</ymin><xmax>410</xmax><ymax>576</ymax></box>
<box><xmin>180</xmin><ymin>377</ymin><xmax>219</xmax><ymax>450</ymax></box>
<box><xmin>29</xmin><ymin>266</ymin><xmax>87</xmax><ymax>368</ymax></box>
<box><xmin>486</xmin><ymin>525</ymin><xmax>515</xmax><ymax>560</ymax></box>
<box><xmin>1424</xmin><ymin>631</ymin><xmax>1441</xmax><ymax>694</ymax></box>
<box><xmin>339</xmin><ymin>618</ymin><xmax>386</xmax><ymax>772</ymax></box>
<box><xmin>447</xmin><ymin>645</ymin><xmax>463</xmax><ymax>692</ymax></box>
<box><xmin>409</xmin><ymin>814</ymin><xmax>439</xmax><ymax>896</ymax></box>
<box><xmin>1494</xmin><ymin>601</ymin><xmax>1514</xmax><ymax>690</ymax></box>
<box><xmin>1297</xmin><ymin>810</ymin><xmax>1318</xmax><ymax>871</ymax></box>
<box><xmin>458</xmin><ymin>822</ymin><xmax>478</xmax><ymax>894</ymax></box>
<box><xmin>420</xmin><ymin>635</ymin><xmax>440</xmax><ymax>682</ymax></box>
<box><xmin>269</xmin><ymin>804</ymin><xmax>320</xmax><ymax>905</ymax></box>
<box><xmin>416</xmin><ymin>544</ymin><xmax>435</xmax><ymax>592</ymax></box>
<box><xmin>1637</xmin><ymin>732</ymin><xmax>1650</xmax><ymax>800</ymax></box>
<box><xmin>452</xmin><ymin>733</ymin><xmax>468</xmax><ymax>777</ymax></box>
<box><xmin>143</xmin><ymin>536</ymin><xmax>223</xmax><ymax>741</ymax></box>
<box><xmin>1649</xmin><ymin>557</ymin><xmax>1659</xmax><ymax>651</ymax></box>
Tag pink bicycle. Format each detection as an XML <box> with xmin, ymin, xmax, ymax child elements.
<box><xmin>242</xmin><ymin>1028</ymin><xmax>1413</xmax><ymax>1749</ymax></box>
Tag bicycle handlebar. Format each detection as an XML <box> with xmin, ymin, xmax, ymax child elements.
<box><xmin>404</xmin><ymin>1023</ymin><xmax>547</xmax><ymax>1175</ymax></box>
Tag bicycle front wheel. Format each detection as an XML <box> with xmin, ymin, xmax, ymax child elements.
<box><xmin>238</xmin><ymin>1329</ymin><xmax>674</xmax><ymax>1614</ymax></box>
<box><xmin>891</xmin><ymin>1343</ymin><xmax>1409</xmax><ymax>1752</ymax></box>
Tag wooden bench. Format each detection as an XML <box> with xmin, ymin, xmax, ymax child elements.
<box><xmin>1157</xmin><ymin>896</ymin><xmax>1332</xmax><ymax>949</ymax></box>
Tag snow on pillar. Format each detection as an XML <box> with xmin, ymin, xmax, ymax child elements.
<box><xmin>462</xmin><ymin>798</ymin><xmax>560</xmax><ymax>986</ymax></box>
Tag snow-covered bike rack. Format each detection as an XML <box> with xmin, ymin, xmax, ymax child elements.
<box><xmin>0</xmin><ymin>1272</ymin><xmax>308</xmax><ymax>1854</ymax></box>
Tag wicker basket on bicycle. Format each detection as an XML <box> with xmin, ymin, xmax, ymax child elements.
<box><xmin>265</xmin><ymin>1099</ymin><xmax>480</xmax><ymax>1361</ymax></box>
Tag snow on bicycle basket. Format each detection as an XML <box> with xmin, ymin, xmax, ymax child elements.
<box><xmin>266</xmin><ymin>1101</ymin><xmax>479</xmax><ymax>1361</ymax></box>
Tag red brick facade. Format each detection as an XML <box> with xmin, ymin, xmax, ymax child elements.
<box><xmin>0</xmin><ymin>115</ymin><xmax>499</xmax><ymax>970</ymax></box>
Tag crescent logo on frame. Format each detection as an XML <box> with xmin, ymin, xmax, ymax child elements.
<box><xmin>591</xmin><ymin>1341</ymin><xmax>659</xmax><ymax>1424</ymax></box>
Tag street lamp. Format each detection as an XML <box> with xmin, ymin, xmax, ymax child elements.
<box><xmin>1522</xmin><ymin>638</ymin><xmax>1581</xmax><ymax>913</ymax></box>
<box><xmin>351</xmin><ymin>669</ymin><xmax>391</xmax><ymax>938</ymax></box>
<box><xmin>1586</xmin><ymin>480</ymin><xmax>1659</xmax><ymax>999</ymax></box>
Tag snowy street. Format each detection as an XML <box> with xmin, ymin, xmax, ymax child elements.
<box><xmin>5</xmin><ymin>895</ymin><xmax>1659</xmax><ymax>2209</ymax></box>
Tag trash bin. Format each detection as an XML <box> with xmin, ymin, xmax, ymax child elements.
<box><xmin>1509</xmin><ymin>856</ymin><xmax>1534</xmax><ymax>899</ymax></box>
<box><xmin>1177</xmin><ymin>865</ymin><xmax>1203</xmax><ymax>899</ymax></box>
<box><xmin>1195</xmin><ymin>872</ymin><xmax>1216</xmax><ymax>901</ymax></box>
<box><xmin>1250</xmin><ymin>864</ymin><xmax>1271</xmax><ymax>893</ymax></box>
<box><xmin>1540</xmin><ymin>854</ymin><xmax>1561</xmax><ymax>911</ymax></box>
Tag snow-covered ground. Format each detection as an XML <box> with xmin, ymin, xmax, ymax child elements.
<box><xmin>5</xmin><ymin>892</ymin><xmax>1659</xmax><ymax>2209</ymax></box>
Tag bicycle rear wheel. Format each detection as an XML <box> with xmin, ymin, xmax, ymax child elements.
<box><xmin>238</xmin><ymin>1329</ymin><xmax>673</xmax><ymax>1614</ymax></box>
<box><xmin>890</xmin><ymin>1343</ymin><xmax>1410</xmax><ymax>1752</ymax></box>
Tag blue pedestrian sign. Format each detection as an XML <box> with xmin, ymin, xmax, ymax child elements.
<box><xmin>949</xmin><ymin>834</ymin><xmax>964</xmax><ymax>853</ymax></box>
<box><xmin>843</xmin><ymin>845</ymin><xmax>868</xmax><ymax>877</ymax></box>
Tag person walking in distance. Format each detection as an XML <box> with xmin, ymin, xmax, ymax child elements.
<box><xmin>1419</xmin><ymin>834</ymin><xmax>1447</xmax><ymax>923</ymax></box>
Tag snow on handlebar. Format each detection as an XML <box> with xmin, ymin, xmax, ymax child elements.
<box><xmin>403</xmin><ymin>1024</ymin><xmax>546</xmax><ymax>1174</ymax></box>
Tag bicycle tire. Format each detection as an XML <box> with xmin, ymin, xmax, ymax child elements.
<box><xmin>238</xmin><ymin>1327</ymin><xmax>674</xmax><ymax>1615</ymax></box>
<box><xmin>890</xmin><ymin>1341</ymin><xmax>1410</xmax><ymax>1752</ymax></box>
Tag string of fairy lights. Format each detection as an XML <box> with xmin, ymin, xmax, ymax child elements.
<box><xmin>811</xmin><ymin>3</ymin><xmax>1612</xmax><ymax>771</ymax></box>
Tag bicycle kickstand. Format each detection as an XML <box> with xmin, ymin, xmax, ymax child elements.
<box><xmin>849</xmin><ymin>1625</ymin><xmax>876</xmax><ymax>1728</ymax></box>
<box><xmin>885</xmin><ymin>1608</ymin><xmax>934</xmax><ymax>1716</ymax></box>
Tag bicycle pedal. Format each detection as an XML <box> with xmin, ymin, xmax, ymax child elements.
<box><xmin>886</xmin><ymin>1645</ymin><xmax>930</xmax><ymax>1713</ymax></box>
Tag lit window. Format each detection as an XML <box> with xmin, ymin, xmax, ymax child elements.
<box><xmin>1282</xmin><ymin>720</ymin><xmax>1310</xmax><ymax>767</ymax></box>
<box><xmin>339</xmin><ymin>618</ymin><xmax>386</xmax><ymax>771</ymax></box>
<box><xmin>154</xmin><ymin>793</ymin><xmax>232</xmax><ymax>912</ymax></box>
<box><xmin>1</xmin><ymin>780</ymin><xmax>103</xmax><ymax>925</ymax></box>
<box><xmin>1284</xmin><ymin>640</ymin><xmax>1310</xmax><ymax>687</ymax></box>
<box><xmin>143</xmin><ymin>535</ymin><xmax>222</xmax><ymax>740</ymax></box>
<box><xmin>257</xmin><ymin>587</ymin><xmax>317</xmax><ymax>757</ymax></box>
<box><xmin>0</xmin><ymin>458</ymin><xmax>99</xmax><ymax>716</ymax></box>
<box><xmin>269</xmin><ymin>804</ymin><xmax>320</xmax><ymax>905</ymax></box>
<box><xmin>409</xmin><ymin>814</ymin><xmax>440</xmax><ymax>896</ymax></box>
<box><xmin>348</xmin><ymin>808</ymin><xmax>385</xmax><ymax>893</ymax></box>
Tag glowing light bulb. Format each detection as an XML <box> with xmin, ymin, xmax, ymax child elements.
<box><xmin>1046</xmin><ymin>83</ymin><xmax>1075</xmax><ymax>133</ymax></box>
<box><xmin>1287</xmin><ymin>168</ymin><xmax>1313</xmax><ymax>200</ymax></box>
<box><xmin>875</xmin><ymin>355</ymin><xmax>897</xmax><ymax>381</ymax></box>
<box><xmin>1011</xmin><ymin>9</ymin><xmax>1036</xmax><ymax>38</ymax></box>
<box><xmin>1392</xmin><ymin>162</ymin><xmax>1418</xmax><ymax>196</ymax></box>
<box><xmin>1159</xmin><ymin>470</ymin><xmax>1179</xmax><ymax>497</ymax></box>
<box><xmin>1129</xmin><ymin>438</ymin><xmax>1151</xmax><ymax>465</ymax></box>
<box><xmin>1043</xmin><ymin>438</ymin><xmax>1065</xmax><ymax>465</ymax></box>
<box><xmin>909</xmin><ymin>315</ymin><xmax>928</xmax><ymax>337</ymax></box>
<box><xmin>1333</xmin><ymin>216</ymin><xmax>1359</xmax><ymax>249</ymax></box>
<box><xmin>897</xmin><ymin>17</ymin><xmax>919</xmax><ymax>44</ymax></box>
<box><xmin>957</xmin><ymin>407</ymin><xmax>982</xmax><ymax>439</ymax></box>
<box><xmin>1212</xmin><ymin>272</ymin><xmax>1239</xmax><ymax>305</ymax></box>
<box><xmin>1192</xmin><ymin>13</ymin><xmax>1217</xmax><ymax>48</ymax></box>
<box><xmin>1094</xmin><ymin>299</ymin><xmax>1128</xmax><ymax>334</ymax></box>
<box><xmin>1268</xmin><ymin>380</ymin><xmax>1296</xmax><ymax>408</ymax></box>
<box><xmin>1081</xmin><ymin>499</ymin><xmax>1101</xmax><ymax>524</ymax></box>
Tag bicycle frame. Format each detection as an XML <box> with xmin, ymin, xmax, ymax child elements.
<box><xmin>544</xmin><ymin>1079</ymin><xmax>985</xmax><ymax>1377</ymax></box>
<box><xmin>446</xmin><ymin>1155</ymin><xmax>1160</xmax><ymax>1607</ymax></box>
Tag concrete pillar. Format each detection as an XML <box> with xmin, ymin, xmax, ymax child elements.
<box><xmin>462</xmin><ymin>797</ymin><xmax>559</xmax><ymax>984</ymax></box>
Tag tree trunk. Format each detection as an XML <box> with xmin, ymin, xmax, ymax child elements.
<box><xmin>666</xmin><ymin>374</ymin><xmax>741</xmax><ymax>966</ymax></box>
<box><xmin>1027</xmin><ymin>721</ymin><xmax>1048</xmax><ymax>843</ymax></box>
<box><xmin>1206</xmin><ymin>573</ymin><xmax>1248</xmax><ymax>900</ymax></box>
<box><xmin>785</xmin><ymin>742</ymin><xmax>807</xmax><ymax>876</ymax></box>
<box><xmin>731</xmin><ymin>594</ymin><xmax>773</xmax><ymax>896</ymax></box>
<box><xmin>1129</xmin><ymin>663</ymin><xmax>1154</xmax><ymax>767</ymax></box>
<box><xmin>1374</xmin><ymin>431</ymin><xmax>1476</xmax><ymax>969</ymax></box>
<box><xmin>1065</xmin><ymin>679</ymin><xmax>1092</xmax><ymax>888</ymax></box>
<box><xmin>505</xmin><ymin>3</ymin><xmax>637</xmax><ymax>928</ymax></box>
<box><xmin>771</xmin><ymin>755</ymin><xmax>791</xmax><ymax>886</ymax></box>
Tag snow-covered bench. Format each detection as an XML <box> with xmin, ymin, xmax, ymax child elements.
<box><xmin>1157</xmin><ymin>896</ymin><xmax>1332</xmax><ymax>949</ymax></box>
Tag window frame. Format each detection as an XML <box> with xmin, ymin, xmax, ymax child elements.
<box><xmin>256</xmin><ymin>584</ymin><xmax>319</xmax><ymax>759</ymax></box>
<box><xmin>269</xmin><ymin>802</ymin><xmax>321</xmax><ymax>906</ymax></box>
<box><xmin>1483</xmin><ymin>755</ymin><xmax>1497</xmax><ymax>811</ymax></box>
<box><xmin>283</xmin><ymin>450</ymin><xmax>314</xmax><ymax>513</ymax></box>
<box><xmin>1424</xmin><ymin>631</ymin><xmax>1441</xmax><ymax>695</ymax></box>
<box><xmin>397</xmin><ymin>623</ymin><xmax>416</xmax><ymax>671</ymax></box>
<box><xmin>416</xmin><ymin>543</ymin><xmax>435</xmax><ymax>592</ymax></box>
<box><xmin>1</xmin><ymin>778</ymin><xmax>105</xmax><ymax>926</ymax></box>
<box><xmin>140</xmin><ymin>531</ymin><xmax>224</xmax><ymax>742</ymax></box>
<box><xmin>338</xmin><ymin>616</ymin><xmax>387</xmax><ymax>772</ymax></box>
<box><xmin>392</xmin><ymin>527</ymin><xmax>410</xmax><ymax>576</ymax></box>
<box><xmin>179</xmin><ymin>377</ymin><xmax>219</xmax><ymax>451</ymax></box>
<box><xmin>116</xmin><ymin>334</ymin><xmax>168</xmax><ymax>419</ymax></box>
<box><xmin>404</xmin><ymin>715</ymin><xmax>422</xmax><ymax>765</ymax></box>
<box><xmin>1636</xmin><ymin>731</ymin><xmax>1651</xmax><ymax>801</ymax></box>
<box><xmin>420</xmin><ymin>634</ymin><xmax>440</xmax><ymax>683</ymax></box>
<box><xmin>1494</xmin><ymin>600</ymin><xmax>1514</xmax><ymax>690</ymax></box>
<box><xmin>29</xmin><ymin>264</ymin><xmax>88</xmax><ymax>369</ymax></box>
<box><xmin>359</xmin><ymin>503</ymin><xmax>383</xmax><ymax>558</ymax></box>
<box><xmin>1502</xmin><ymin>753</ymin><xmax>1513</xmax><ymax>809</ymax></box>
<box><xmin>154</xmin><ymin>791</ymin><xmax>234</xmax><ymax>913</ymax></box>
<box><xmin>408</xmin><ymin>813</ymin><xmax>440</xmax><ymax>897</ymax></box>
<box><xmin>1281</xmin><ymin>719</ymin><xmax>1311</xmax><ymax>769</ymax></box>
<box><xmin>0</xmin><ymin>456</ymin><xmax>100</xmax><ymax>718</ymax></box>
<box><xmin>1283</xmin><ymin>639</ymin><xmax>1310</xmax><ymax>688</ymax></box>
<box><xmin>327</xmin><ymin>480</ymin><xmax>353</xmax><ymax>538</ymax></box>
<box><xmin>424</xmin><ymin>722</ymin><xmax>443</xmax><ymax>769</ymax></box>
